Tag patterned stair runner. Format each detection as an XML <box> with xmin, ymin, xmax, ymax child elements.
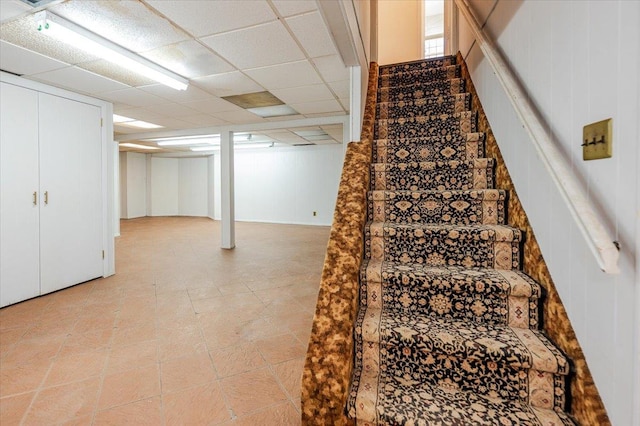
<box><xmin>346</xmin><ymin>56</ymin><xmax>576</xmax><ymax>425</ymax></box>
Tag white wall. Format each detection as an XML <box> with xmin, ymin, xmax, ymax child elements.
<box><xmin>119</xmin><ymin>152</ymin><xmax>147</xmax><ymax>219</ymax></box>
<box><xmin>178</xmin><ymin>158</ymin><xmax>208</xmax><ymax>217</ymax></box>
<box><xmin>377</xmin><ymin>0</ymin><xmax>422</xmax><ymax>65</ymax></box>
<box><xmin>459</xmin><ymin>1</ymin><xmax>640</xmax><ymax>424</ymax></box>
<box><xmin>149</xmin><ymin>157</ymin><xmax>179</xmax><ymax>216</ymax></box>
<box><xmin>213</xmin><ymin>144</ymin><xmax>343</xmax><ymax>226</ymax></box>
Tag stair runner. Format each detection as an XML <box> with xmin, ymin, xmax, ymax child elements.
<box><xmin>346</xmin><ymin>57</ymin><xmax>576</xmax><ymax>425</ymax></box>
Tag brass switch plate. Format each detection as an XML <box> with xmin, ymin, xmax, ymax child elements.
<box><xmin>583</xmin><ymin>118</ymin><xmax>612</xmax><ymax>161</ymax></box>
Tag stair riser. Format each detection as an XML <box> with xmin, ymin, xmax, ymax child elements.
<box><xmin>368</xmin><ymin>190</ymin><xmax>505</xmax><ymax>225</ymax></box>
<box><xmin>365</xmin><ymin>225</ymin><xmax>521</xmax><ymax>270</ymax></box>
<box><xmin>375</xmin><ymin>113</ymin><xmax>476</xmax><ymax>140</ymax></box>
<box><xmin>361</xmin><ymin>277</ymin><xmax>537</xmax><ymax>328</ymax></box>
<box><xmin>371</xmin><ymin>162</ymin><xmax>493</xmax><ymax>192</ymax></box>
<box><xmin>379</xmin><ymin>65</ymin><xmax>461</xmax><ymax>87</ymax></box>
<box><xmin>372</xmin><ymin>343</ymin><xmax>567</xmax><ymax>411</ymax></box>
<box><xmin>376</xmin><ymin>94</ymin><xmax>471</xmax><ymax>119</ymax></box>
<box><xmin>379</xmin><ymin>57</ymin><xmax>456</xmax><ymax>75</ymax></box>
<box><xmin>374</xmin><ymin>134</ymin><xmax>485</xmax><ymax>163</ymax></box>
<box><xmin>378</xmin><ymin>79</ymin><xmax>465</xmax><ymax>102</ymax></box>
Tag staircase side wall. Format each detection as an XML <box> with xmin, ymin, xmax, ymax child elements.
<box><xmin>457</xmin><ymin>1</ymin><xmax>640</xmax><ymax>424</ymax></box>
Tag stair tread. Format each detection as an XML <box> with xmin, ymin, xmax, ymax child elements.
<box><xmin>377</xmin><ymin>110</ymin><xmax>474</xmax><ymax>122</ymax></box>
<box><xmin>362</xmin><ymin>260</ymin><xmax>539</xmax><ymax>298</ymax></box>
<box><xmin>357</xmin><ymin>306</ymin><xmax>569</xmax><ymax>375</ymax></box>
<box><xmin>370</xmin><ymin>188</ymin><xmax>505</xmax><ymax>197</ymax></box>
<box><xmin>375</xmin><ymin>131</ymin><xmax>485</xmax><ymax>145</ymax></box>
<box><xmin>348</xmin><ymin>373</ymin><xmax>575</xmax><ymax>425</ymax></box>
<box><xmin>372</xmin><ymin>158</ymin><xmax>492</xmax><ymax>168</ymax></box>
<box><xmin>367</xmin><ymin>222</ymin><xmax>522</xmax><ymax>242</ymax></box>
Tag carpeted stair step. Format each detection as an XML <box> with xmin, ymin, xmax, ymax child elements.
<box><xmin>355</xmin><ymin>308</ymin><xmax>569</xmax><ymax>411</ymax></box>
<box><xmin>376</xmin><ymin>93</ymin><xmax>471</xmax><ymax>119</ymax></box>
<box><xmin>373</xmin><ymin>132</ymin><xmax>485</xmax><ymax>163</ymax></box>
<box><xmin>347</xmin><ymin>368</ymin><xmax>574</xmax><ymax>425</ymax></box>
<box><xmin>365</xmin><ymin>222</ymin><xmax>521</xmax><ymax>270</ymax></box>
<box><xmin>378</xmin><ymin>78</ymin><xmax>465</xmax><ymax>102</ymax></box>
<box><xmin>379</xmin><ymin>56</ymin><xmax>456</xmax><ymax>76</ymax></box>
<box><xmin>375</xmin><ymin>111</ymin><xmax>477</xmax><ymax>140</ymax></box>
<box><xmin>368</xmin><ymin>189</ymin><xmax>506</xmax><ymax>225</ymax></box>
<box><xmin>379</xmin><ymin>64</ymin><xmax>461</xmax><ymax>87</ymax></box>
<box><xmin>371</xmin><ymin>159</ymin><xmax>494</xmax><ymax>191</ymax></box>
<box><xmin>360</xmin><ymin>261</ymin><xmax>541</xmax><ymax>328</ymax></box>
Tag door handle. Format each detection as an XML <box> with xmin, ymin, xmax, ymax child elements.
<box><xmin>44</xmin><ymin>191</ymin><xmax>48</xmax><ymax>205</ymax></box>
<box><xmin>33</xmin><ymin>191</ymin><xmax>37</xmax><ymax>205</ymax></box>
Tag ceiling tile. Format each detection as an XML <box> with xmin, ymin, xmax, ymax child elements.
<box><xmin>262</xmin><ymin>130</ymin><xmax>308</xmax><ymax>144</ymax></box>
<box><xmin>286</xmin><ymin>12</ymin><xmax>336</xmax><ymax>58</ymax></box>
<box><xmin>312</xmin><ymin>139</ymin><xmax>339</xmax><ymax>145</ymax></box>
<box><xmin>50</xmin><ymin>0</ymin><xmax>190</xmax><ymax>52</ymax></box>
<box><xmin>193</xmin><ymin>71</ymin><xmax>264</xmax><ymax>97</ymax></box>
<box><xmin>147</xmin><ymin>0</ymin><xmax>276</xmax><ymax>38</ymax></box>
<box><xmin>179</xmin><ymin>114</ymin><xmax>227</xmax><ymax>126</ymax></box>
<box><xmin>139</xmin><ymin>83</ymin><xmax>213</xmax><ymax>103</ymax></box>
<box><xmin>112</xmin><ymin>107</ymin><xmax>166</xmax><ymax>122</ymax></box>
<box><xmin>79</xmin><ymin>60</ymin><xmax>155</xmax><ymax>87</ymax></box>
<box><xmin>244</xmin><ymin>60</ymin><xmax>322</xmax><ymax>91</ymax></box>
<box><xmin>1</xmin><ymin>16</ymin><xmax>98</xmax><ymax>65</ymax></box>
<box><xmin>0</xmin><ymin>41</ymin><xmax>68</xmax><ymax>75</ymax></box>
<box><xmin>322</xmin><ymin>125</ymin><xmax>344</xmax><ymax>142</ymax></box>
<box><xmin>271</xmin><ymin>83</ymin><xmax>335</xmax><ymax>104</ymax></box>
<box><xmin>140</xmin><ymin>40</ymin><xmax>234</xmax><ymax>79</ymax></box>
<box><xmin>98</xmin><ymin>87</ymin><xmax>168</xmax><ymax>108</ymax></box>
<box><xmin>339</xmin><ymin>98</ymin><xmax>350</xmax><ymax>112</ymax></box>
<box><xmin>144</xmin><ymin>102</ymin><xmax>199</xmax><ymax>117</ymax></box>
<box><xmin>1</xmin><ymin>0</ymin><xmax>31</xmax><ymax>23</ymax></box>
<box><xmin>211</xmin><ymin>109</ymin><xmax>266</xmax><ymax>124</ymax></box>
<box><xmin>201</xmin><ymin>21</ymin><xmax>305</xmax><ymax>69</ymax></box>
<box><xmin>29</xmin><ymin>66</ymin><xmax>129</xmax><ymax>94</ymax></box>
<box><xmin>271</xmin><ymin>0</ymin><xmax>318</xmax><ymax>17</ymax></box>
<box><xmin>312</xmin><ymin>55</ymin><xmax>349</xmax><ymax>82</ymax></box>
<box><xmin>149</xmin><ymin>117</ymin><xmax>196</xmax><ymax>130</ymax></box>
<box><xmin>329</xmin><ymin>79</ymin><xmax>350</xmax><ymax>99</ymax></box>
<box><xmin>290</xmin><ymin>99</ymin><xmax>344</xmax><ymax>115</ymax></box>
<box><xmin>182</xmin><ymin>98</ymin><xmax>241</xmax><ymax>114</ymax></box>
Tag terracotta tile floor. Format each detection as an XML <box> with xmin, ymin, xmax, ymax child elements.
<box><xmin>0</xmin><ymin>217</ymin><xmax>329</xmax><ymax>425</ymax></box>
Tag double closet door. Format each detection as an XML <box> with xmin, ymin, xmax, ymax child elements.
<box><xmin>0</xmin><ymin>82</ymin><xmax>103</xmax><ymax>307</ymax></box>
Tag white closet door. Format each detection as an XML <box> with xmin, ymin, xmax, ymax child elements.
<box><xmin>38</xmin><ymin>93</ymin><xmax>103</xmax><ymax>295</ymax></box>
<box><xmin>0</xmin><ymin>83</ymin><xmax>40</xmax><ymax>307</ymax></box>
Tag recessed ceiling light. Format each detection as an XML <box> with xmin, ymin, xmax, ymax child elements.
<box><xmin>119</xmin><ymin>143</ymin><xmax>160</xmax><ymax>150</ymax></box>
<box><xmin>246</xmin><ymin>105</ymin><xmax>299</xmax><ymax>118</ymax></box>
<box><xmin>113</xmin><ymin>114</ymin><xmax>163</xmax><ymax>129</ymax></box>
<box><xmin>156</xmin><ymin>136</ymin><xmax>220</xmax><ymax>146</ymax></box>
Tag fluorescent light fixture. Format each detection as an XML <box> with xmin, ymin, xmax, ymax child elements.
<box><xmin>157</xmin><ymin>137</ymin><xmax>220</xmax><ymax>147</ymax></box>
<box><xmin>190</xmin><ymin>146</ymin><xmax>219</xmax><ymax>152</ymax></box>
<box><xmin>34</xmin><ymin>11</ymin><xmax>189</xmax><ymax>91</ymax></box>
<box><xmin>119</xmin><ymin>143</ymin><xmax>160</xmax><ymax>150</ymax></box>
<box><xmin>113</xmin><ymin>114</ymin><xmax>163</xmax><ymax>129</ymax></box>
<box><xmin>113</xmin><ymin>114</ymin><xmax>132</xmax><ymax>123</ymax></box>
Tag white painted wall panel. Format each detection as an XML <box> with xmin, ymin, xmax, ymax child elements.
<box><xmin>178</xmin><ymin>158</ymin><xmax>208</xmax><ymax>217</ymax></box>
<box><xmin>213</xmin><ymin>144</ymin><xmax>342</xmax><ymax>226</ymax></box>
<box><xmin>150</xmin><ymin>157</ymin><xmax>179</xmax><ymax>216</ymax></box>
<box><xmin>461</xmin><ymin>1</ymin><xmax>640</xmax><ymax>423</ymax></box>
<box><xmin>125</xmin><ymin>153</ymin><xmax>147</xmax><ymax>219</ymax></box>
<box><xmin>207</xmin><ymin>156</ymin><xmax>215</xmax><ymax>219</ymax></box>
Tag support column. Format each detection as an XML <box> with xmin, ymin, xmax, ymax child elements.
<box><xmin>220</xmin><ymin>130</ymin><xmax>235</xmax><ymax>249</ymax></box>
<box><xmin>349</xmin><ymin>65</ymin><xmax>362</xmax><ymax>143</ymax></box>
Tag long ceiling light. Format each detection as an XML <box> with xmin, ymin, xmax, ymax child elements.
<box><xmin>34</xmin><ymin>11</ymin><xmax>189</xmax><ymax>91</ymax></box>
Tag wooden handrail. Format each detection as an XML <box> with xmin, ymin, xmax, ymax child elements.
<box><xmin>455</xmin><ymin>0</ymin><xmax>620</xmax><ymax>274</ymax></box>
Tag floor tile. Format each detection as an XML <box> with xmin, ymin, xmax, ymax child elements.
<box><xmin>210</xmin><ymin>342</ymin><xmax>266</xmax><ymax>378</ymax></box>
<box><xmin>0</xmin><ymin>392</ymin><xmax>34</xmax><ymax>426</ymax></box>
<box><xmin>44</xmin><ymin>350</ymin><xmax>108</xmax><ymax>387</ymax></box>
<box><xmin>255</xmin><ymin>333</ymin><xmax>307</xmax><ymax>365</ymax></box>
<box><xmin>220</xmin><ymin>367</ymin><xmax>288</xmax><ymax>417</ymax></box>
<box><xmin>98</xmin><ymin>365</ymin><xmax>161</xmax><ymax>410</ymax></box>
<box><xmin>106</xmin><ymin>340</ymin><xmax>158</xmax><ymax>374</ymax></box>
<box><xmin>272</xmin><ymin>357</ymin><xmax>305</xmax><ymax>400</ymax></box>
<box><xmin>0</xmin><ymin>360</ymin><xmax>51</xmax><ymax>398</ymax></box>
<box><xmin>22</xmin><ymin>377</ymin><xmax>101</xmax><ymax>425</ymax></box>
<box><xmin>160</xmin><ymin>353</ymin><xmax>216</xmax><ymax>393</ymax></box>
<box><xmin>163</xmin><ymin>382</ymin><xmax>231</xmax><ymax>425</ymax></box>
<box><xmin>94</xmin><ymin>396</ymin><xmax>163</xmax><ymax>425</ymax></box>
<box><xmin>233</xmin><ymin>401</ymin><xmax>300</xmax><ymax>426</ymax></box>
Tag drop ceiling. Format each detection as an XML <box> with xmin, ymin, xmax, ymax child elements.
<box><xmin>0</xmin><ymin>0</ymin><xmax>350</xmax><ymax>152</ymax></box>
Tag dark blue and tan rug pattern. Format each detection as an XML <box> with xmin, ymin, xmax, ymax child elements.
<box><xmin>346</xmin><ymin>56</ymin><xmax>576</xmax><ymax>425</ymax></box>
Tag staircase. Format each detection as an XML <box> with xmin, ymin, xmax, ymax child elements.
<box><xmin>346</xmin><ymin>57</ymin><xmax>576</xmax><ymax>425</ymax></box>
